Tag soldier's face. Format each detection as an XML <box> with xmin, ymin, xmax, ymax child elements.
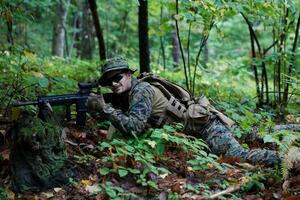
<box><xmin>105</xmin><ymin>71</ymin><xmax>132</xmax><ymax>94</ymax></box>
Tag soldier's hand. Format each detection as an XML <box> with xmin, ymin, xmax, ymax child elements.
<box><xmin>87</xmin><ymin>93</ymin><xmax>106</xmax><ymax>112</ymax></box>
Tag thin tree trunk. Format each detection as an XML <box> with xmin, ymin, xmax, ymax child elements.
<box><xmin>159</xmin><ymin>4</ymin><xmax>166</xmax><ymax>70</ymax></box>
<box><xmin>120</xmin><ymin>10</ymin><xmax>129</xmax><ymax>48</ymax></box>
<box><xmin>171</xmin><ymin>24</ymin><xmax>180</xmax><ymax>68</ymax></box>
<box><xmin>6</xmin><ymin>18</ymin><xmax>14</xmax><ymax>45</ymax></box>
<box><xmin>175</xmin><ymin>0</ymin><xmax>189</xmax><ymax>90</ymax></box>
<box><xmin>138</xmin><ymin>0</ymin><xmax>150</xmax><ymax>73</ymax></box>
<box><xmin>204</xmin><ymin>40</ymin><xmax>209</xmax><ymax>63</ymax></box>
<box><xmin>192</xmin><ymin>20</ymin><xmax>213</xmax><ymax>94</ymax></box>
<box><xmin>74</xmin><ymin>14</ymin><xmax>82</xmax><ymax>57</ymax></box>
<box><xmin>69</xmin><ymin>12</ymin><xmax>80</xmax><ymax>57</ymax></box>
<box><xmin>283</xmin><ymin>13</ymin><xmax>300</xmax><ymax>106</ymax></box>
<box><xmin>241</xmin><ymin>13</ymin><xmax>262</xmax><ymax>106</ymax></box>
<box><xmin>64</xmin><ymin>26</ymin><xmax>69</xmax><ymax>57</ymax></box>
<box><xmin>276</xmin><ymin>9</ymin><xmax>289</xmax><ymax>105</ymax></box>
<box><xmin>52</xmin><ymin>0</ymin><xmax>70</xmax><ymax>57</ymax></box>
<box><xmin>80</xmin><ymin>0</ymin><xmax>95</xmax><ymax>59</ymax></box>
<box><xmin>187</xmin><ymin>22</ymin><xmax>192</xmax><ymax>88</ymax></box>
<box><xmin>88</xmin><ymin>0</ymin><xmax>106</xmax><ymax>61</ymax></box>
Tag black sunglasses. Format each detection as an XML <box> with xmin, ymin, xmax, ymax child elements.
<box><xmin>104</xmin><ymin>73</ymin><xmax>125</xmax><ymax>86</ymax></box>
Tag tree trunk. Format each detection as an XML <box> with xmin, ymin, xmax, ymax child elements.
<box><xmin>171</xmin><ymin>24</ymin><xmax>180</xmax><ymax>68</ymax></box>
<box><xmin>69</xmin><ymin>12</ymin><xmax>80</xmax><ymax>57</ymax></box>
<box><xmin>204</xmin><ymin>40</ymin><xmax>209</xmax><ymax>63</ymax></box>
<box><xmin>283</xmin><ymin>13</ymin><xmax>300</xmax><ymax>106</ymax></box>
<box><xmin>138</xmin><ymin>0</ymin><xmax>150</xmax><ymax>73</ymax></box>
<box><xmin>159</xmin><ymin>4</ymin><xmax>166</xmax><ymax>70</ymax></box>
<box><xmin>88</xmin><ymin>0</ymin><xmax>106</xmax><ymax>61</ymax></box>
<box><xmin>80</xmin><ymin>0</ymin><xmax>95</xmax><ymax>59</ymax></box>
<box><xmin>52</xmin><ymin>0</ymin><xmax>70</xmax><ymax>57</ymax></box>
<box><xmin>6</xmin><ymin>18</ymin><xmax>14</xmax><ymax>46</ymax></box>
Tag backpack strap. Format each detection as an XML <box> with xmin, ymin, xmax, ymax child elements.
<box><xmin>138</xmin><ymin>72</ymin><xmax>192</xmax><ymax>103</ymax></box>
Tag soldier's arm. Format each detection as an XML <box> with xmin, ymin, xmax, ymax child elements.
<box><xmin>102</xmin><ymin>83</ymin><xmax>154</xmax><ymax>135</ymax></box>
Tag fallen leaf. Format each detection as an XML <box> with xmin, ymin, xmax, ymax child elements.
<box><xmin>85</xmin><ymin>184</ymin><xmax>101</xmax><ymax>193</ymax></box>
<box><xmin>159</xmin><ymin>173</ymin><xmax>168</xmax><ymax>179</ymax></box>
<box><xmin>171</xmin><ymin>182</ymin><xmax>181</xmax><ymax>193</ymax></box>
<box><xmin>80</xmin><ymin>179</ymin><xmax>90</xmax><ymax>187</ymax></box>
<box><xmin>41</xmin><ymin>192</ymin><xmax>54</xmax><ymax>199</ymax></box>
<box><xmin>54</xmin><ymin>187</ymin><xmax>62</xmax><ymax>192</ymax></box>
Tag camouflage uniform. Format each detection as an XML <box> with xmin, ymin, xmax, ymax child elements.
<box><xmin>100</xmin><ymin>78</ymin><xmax>281</xmax><ymax>166</ymax></box>
<box><xmin>92</xmin><ymin>56</ymin><xmax>281</xmax><ymax>166</ymax></box>
<box><xmin>8</xmin><ymin>111</ymin><xmax>69</xmax><ymax>193</ymax></box>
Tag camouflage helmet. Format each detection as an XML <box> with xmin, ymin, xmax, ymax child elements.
<box><xmin>99</xmin><ymin>56</ymin><xmax>136</xmax><ymax>85</ymax></box>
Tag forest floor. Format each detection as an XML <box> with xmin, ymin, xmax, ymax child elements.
<box><xmin>1</xmin><ymin>118</ymin><xmax>300</xmax><ymax>200</ymax></box>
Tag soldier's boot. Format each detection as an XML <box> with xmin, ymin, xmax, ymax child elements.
<box><xmin>201</xmin><ymin>118</ymin><xmax>281</xmax><ymax>167</ymax></box>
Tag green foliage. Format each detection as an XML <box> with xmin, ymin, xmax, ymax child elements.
<box><xmin>0</xmin><ymin>48</ymin><xmax>100</xmax><ymax>112</ymax></box>
<box><xmin>97</xmin><ymin>124</ymin><xmax>220</xmax><ymax>191</ymax></box>
<box><xmin>241</xmin><ymin>168</ymin><xmax>281</xmax><ymax>192</ymax></box>
<box><xmin>98</xmin><ymin>181</ymin><xmax>137</xmax><ymax>200</ymax></box>
<box><xmin>0</xmin><ymin>187</ymin><xmax>7</xmax><ymax>200</ymax></box>
<box><xmin>263</xmin><ymin>130</ymin><xmax>300</xmax><ymax>154</ymax></box>
<box><xmin>262</xmin><ymin>130</ymin><xmax>300</xmax><ymax>179</ymax></box>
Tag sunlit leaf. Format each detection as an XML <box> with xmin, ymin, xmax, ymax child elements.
<box><xmin>118</xmin><ymin>168</ymin><xmax>128</xmax><ymax>177</ymax></box>
<box><xmin>99</xmin><ymin>167</ymin><xmax>110</xmax><ymax>175</ymax></box>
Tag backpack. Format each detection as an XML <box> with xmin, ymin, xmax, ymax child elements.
<box><xmin>138</xmin><ymin>72</ymin><xmax>235</xmax><ymax>129</ymax></box>
<box><xmin>138</xmin><ymin>72</ymin><xmax>192</xmax><ymax>104</ymax></box>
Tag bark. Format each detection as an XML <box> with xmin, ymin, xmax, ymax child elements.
<box><xmin>159</xmin><ymin>4</ymin><xmax>166</xmax><ymax>70</ymax></box>
<box><xmin>80</xmin><ymin>0</ymin><xmax>95</xmax><ymax>59</ymax></box>
<box><xmin>160</xmin><ymin>37</ymin><xmax>166</xmax><ymax>69</ymax></box>
<box><xmin>171</xmin><ymin>24</ymin><xmax>180</xmax><ymax>68</ymax></box>
<box><xmin>69</xmin><ymin>12</ymin><xmax>80</xmax><ymax>57</ymax></box>
<box><xmin>204</xmin><ymin>40</ymin><xmax>209</xmax><ymax>63</ymax></box>
<box><xmin>6</xmin><ymin>19</ymin><xmax>14</xmax><ymax>45</ymax></box>
<box><xmin>138</xmin><ymin>0</ymin><xmax>150</xmax><ymax>73</ymax></box>
<box><xmin>175</xmin><ymin>0</ymin><xmax>189</xmax><ymax>90</ymax></box>
<box><xmin>241</xmin><ymin>13</ymin><xmax>261</xmax><ymax>106</ymax></box>
<box><xmin>52</xmin><ymin>0</ymin><xmax>70</xmax><ymax>57</ymax></box>
<box><xmin>74</xmin><ymin>13</ymin><xmax>82</xmax><ymax>57</ymax></box>
<box><xmin>88</xmin><ymin>0</ymin><xmax>106</xmax><ymax>61</ymax></box>
<box><xmin>192</xmin><ymin>20</ymin><xmax>213</xmax><ymax>94</ymax></box>
<box><xmin>283</xmin><ymin>13</ymin><xmax>300</xmax><ymax>106</ymax></box>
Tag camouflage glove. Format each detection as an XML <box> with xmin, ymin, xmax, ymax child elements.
<box><xmin>87</xmin><ymin>93</ymin><xmax>106</xmax><ymax>112</ymax></box>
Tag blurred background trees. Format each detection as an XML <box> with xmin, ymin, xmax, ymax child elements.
<box><xmin>0</xmin><ymin>0</ymin><xmax>299</xmax><ymax>118</ymax></box>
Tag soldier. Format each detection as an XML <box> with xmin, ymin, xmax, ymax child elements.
<box><xmin>87</xmin><ymin>56</ymin><xmax>281</xmax><ymax>167</ymax></box>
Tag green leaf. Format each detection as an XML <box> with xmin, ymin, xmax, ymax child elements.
<box><xmin>147</xmin><ymin>180</ymin><xmax>158</xmax><ymax>189</ymax></box>
<box><xmin>100</xmin><ymin>167</ymin><xmax>110</xmax><ymax>175</ymax></box>
<box><xmin>118</xmin><ymin>169</ymin><xmax>128</xmax><ymax>177</ymax></box>
<box><xmin>128</xmin><ymin>168</ymin><xmax>140</xmax><ymax>174</ymax></box>
<box><xmin>154</xmin><ymin>142</ymin><xmax>165</xmax><ymax>155</ymax></box>
<box><xmin>38</xmin><ymin>77</ymin><xmax>49</xmax><ymax>88</ymax></box>
<box><xmin>263</xmin><ymin>135</ymin><xmax>276</xmax><ymax>144</ymax></box>
<box><xmin>105</xmin><ymin>187</ymin><xmax>117</xmax><ymax>198</ymax></box>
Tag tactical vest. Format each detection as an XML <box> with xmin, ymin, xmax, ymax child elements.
<box><xmin>138</xmin><ymin>73</ymin><xmax>235</xmax><ymax>130</ymax></box>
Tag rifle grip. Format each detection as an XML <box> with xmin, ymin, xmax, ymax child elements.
<box><xmin>76</xmin><ymin>100</ymin><xmax>87</xmax><ymax>126</ymax></box>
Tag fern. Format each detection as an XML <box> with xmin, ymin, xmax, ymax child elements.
<box><xmin>263</xmin><ymin>130</ymin><xmax>300</xmax><ymax>179</ymax></box>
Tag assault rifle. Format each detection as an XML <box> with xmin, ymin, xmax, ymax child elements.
<box><xmin>13</xmin><ymin>82</ymin><xmax>99</xmax><ymax>126</ymax></box>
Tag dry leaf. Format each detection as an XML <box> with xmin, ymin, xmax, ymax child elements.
<box><xmin>85</xmin><ymin>184</ymin><xmax>101</xmax><ymax>193</ymax></box>
<box><xmin>80</xmin><ymin>179</ymin><xmax>90</xmax><ymax>187</ymax></box>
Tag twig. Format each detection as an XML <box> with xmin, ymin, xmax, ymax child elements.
<box><xmin>181</xmin><ymin>178</ymin><xmax>248</xmax><ymax>200</ymax></box>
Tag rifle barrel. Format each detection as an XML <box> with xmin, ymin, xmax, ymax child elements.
<box><xmin>13</xmin><ymin>101</ymin><xmax>39</xmax><ymax>107</ymax></box>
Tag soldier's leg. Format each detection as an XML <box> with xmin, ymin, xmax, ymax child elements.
<box><xmin>200</xmin><ymin>119</ymin><xmax>281</xmax><ymax>166</ymax></box>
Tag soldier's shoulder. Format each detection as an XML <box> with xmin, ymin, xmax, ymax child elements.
<box><xmin>130</xmin><ymin>80</ymin><xmax>154</xmax><ymax>99</ymax></box>
<box><xmin>133</xmin><ymin>80</ymin><xmax>153</xmax><ymax>92</ymax></box>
